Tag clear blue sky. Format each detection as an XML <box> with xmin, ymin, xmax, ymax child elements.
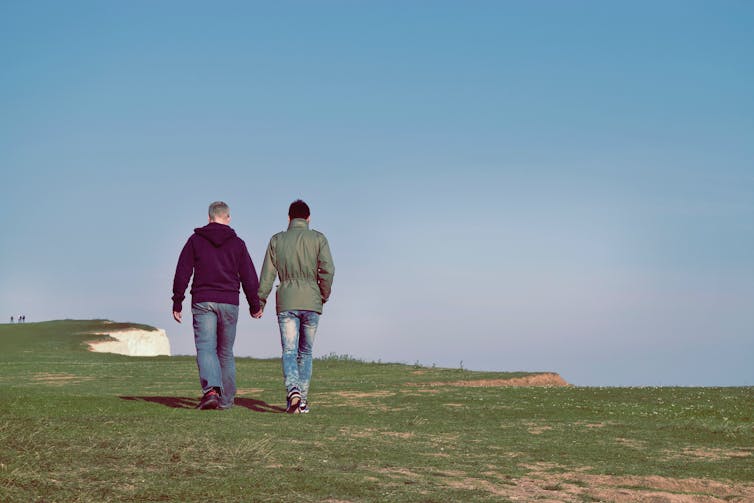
<box><xmin>1</xmin><ymin>1</ymin><xmax>752</xmax><ymax>385</ymax></box>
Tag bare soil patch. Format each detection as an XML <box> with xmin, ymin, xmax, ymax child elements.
<box><xmin>333</xmin><ymin>391</ymin><xmax>395</xmax><ymax>399</ymax></box>
<box><xmin>400</xmin><ymin>388</ymin><xmax>441</xmax><ymax>395</ymax></box>
<box><xmin>375</xmin><ymin>467</ymin><xmax>423</xmax><ymax>479</ymax></box>
<box><xmin>339</xmin><ymin>427</ymin><xmax>415</xmax><ymax>440</ymax></box>
<box><xmin>523</xmin><ymin>421</ymin><xmax>555</xmax><ymax>435</ymax></box>
<box><xmin>580</xmin><ymin>473</ymin><xmax>754</xmax><ymax>502</ymax></box>
<box><xmin>513</xmin><ymin>465</ymin><xmax>754</xmax><ymax>502</ymax></box>
<box><xmin>408</xmin><ymin>372</ymin><xmax>569</xmax><ymax>388</ymax></box>
<box><xmin>445</xmin><ymin>477</ymin><xmax>513</xmax><ymax>497</ymax></box>
<box><xmin>663</xmin><ymin>447</ymin><xmax>753</xmax><ymax>462</ymax></box>
<box><xmin>369</xmin><ymin>462</ymin><xmax>754</xmax><ymax>502</ymax></box>
<box><xmin>31</xmin><ymin>373</ymin><xmax>94</xmax><ymax>386</ymax></box>
<box><xmin>615</xmin><ymin>437</ymin><xmax>649</xmax><ymax>450</ymax></box>
<box><xmin>318</xmin><ymin>390</ymin><xmax>399</xmax><ymax>412</ymax></box>
<box><xmin>575</xmin><ymin>420</ymin><xmax>611</xmax><ymax>429</ymax></box>
<box><xmin>339</xmin><ymin>426</ymin><xmax>375</xmax><ymax>439</ymax></box>
<box><xmin>382</xmin><ymin>431</ymin><xmax>415</xmax><ymax>439</ymax></box>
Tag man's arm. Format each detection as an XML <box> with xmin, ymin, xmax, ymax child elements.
<box><xmin>172</xmin><ymin>238</ymin><xmax>195</xmax><ymax>319</ymax></box>
<box><xmin>239</xmin><ymin>242</ymin><xmax>261</xmax><ymax>316</ymax></box>
<box><xmin>257</xmin><ymin>237</ymin><xmax>278</xmax><ymax>312</ymax></box>
<box><xmin>317</xmin><ymin>235</ymin><xmax>335</xmax><ymax>303</ymax></box>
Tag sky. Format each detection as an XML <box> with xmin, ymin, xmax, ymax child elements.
<box><xmin>1</xmin><ymin>1</ymin><xmax>752</xmax><ymax>386</ymax></box>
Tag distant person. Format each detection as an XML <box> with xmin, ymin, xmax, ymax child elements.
<box><xmin>10</xmin><ymin>316</ymin><xmax>13</xmax><ymax>323</ymax></box>
<box><xmin>172</xmin><ymin>201</ymin><xmax>262</xmax><ymax>410</ymax></box>
<box><xmin>256</xmin><ymin>199</ymin><xmax>335</xmax><ymax>414</ymax></box>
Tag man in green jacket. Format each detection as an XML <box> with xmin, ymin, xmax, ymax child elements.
<box><xmin>254</xmin><ymin>200</ymin><xmax>335</xmax><ymax>413</ymax></box>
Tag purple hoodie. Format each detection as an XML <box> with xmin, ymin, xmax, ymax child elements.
<box><xmin>172</xmin><ymin>222</ymin><xmax>261</xmax><ymax>314</ymax></box>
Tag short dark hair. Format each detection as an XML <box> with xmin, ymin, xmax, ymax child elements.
<box><xmin>288</xmin><ymin>199</ymin><xmax>310</xmax><ymax>220</ymax></box>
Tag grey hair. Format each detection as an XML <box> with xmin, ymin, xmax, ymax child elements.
<box><xmin>208</xmin><ymin>201</ymin><xmax>230</xmax><ymax>220</ymax></box>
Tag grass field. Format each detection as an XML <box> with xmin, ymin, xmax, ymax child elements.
<box><xmin>1</xmin><ymin>320</ymin><xmax>752</xmax><ymax>502</ymax></box>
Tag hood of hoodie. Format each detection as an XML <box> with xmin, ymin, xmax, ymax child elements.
<box><xmin>194</xmin><ymin>222</ymin><xmax>237</xmax><ymax>248</ymax></box>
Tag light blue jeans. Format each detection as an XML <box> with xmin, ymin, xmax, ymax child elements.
<box><xmin>278</xmin><ymin>310</ymin><xmax>320</xmax><ymax>402</ymax></box>
<box><xmin>192</xmin><ymin>302</ymin><xmax>239</xmax><ymax>409</ymax></box>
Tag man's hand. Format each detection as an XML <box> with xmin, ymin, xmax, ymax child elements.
<box><xmin>173</xmin><ymin>311</ymin><xmax>182</xmax><ymax>323</ymax></box>
<box><xmin>251</xmin><ymin>308</ymin><xmax>263</xmax><ymax>319</ymax></box>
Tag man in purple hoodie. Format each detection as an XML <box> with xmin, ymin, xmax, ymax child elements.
<box><xmin>172</xmin><ymin>201</ymin><xmax>262</xmax><ymax>410</ymax></box>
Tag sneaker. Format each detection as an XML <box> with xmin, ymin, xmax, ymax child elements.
<box><xmin>286</xmin><ymin>388</ymin><xmax>301</xmax><ymax>414</ymax></box>
<box><xmin>298</xmin><ymin>402</ymin><xmax>309</xmax><ymax>414</ymax></box>
<box><xmin>197</xmin><ymin>388</ymin><xmax>220</xmax><ymax>410</ymax></box>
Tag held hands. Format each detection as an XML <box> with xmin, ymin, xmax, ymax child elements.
<box><xmin>251</xmin><ymin>308</ymin><xmax>264</xmax><ymax>319</ymax></box>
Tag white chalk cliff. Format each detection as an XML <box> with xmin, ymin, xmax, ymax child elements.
<box><xmin>88</xmin><ymin>328</ymin><xmax>171</xmax><ymax>357</ymax></box>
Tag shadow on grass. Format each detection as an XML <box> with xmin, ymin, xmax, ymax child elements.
<box><xmin>234</xmin><ymin>398</ymin><xmax>286</xmax><ymax>413</ymax></box>
<box><xmin>119</xmin><ymin>396</ymin><xmax>285</xmax><ymax>413</ymax></box>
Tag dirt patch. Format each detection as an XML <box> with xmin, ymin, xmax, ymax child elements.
<box><xmin>339</xmin><ymin>427</ymin><xmax>376</xmax><ymax>439</ymax></box>
<box><xmin>431</xmin><ymin>469</ymin><xmax>467</xmax><ymax>477</ymax></box>
<box><xmin>408</xmin><ymin>372</ymin><xmax>569</xmax><ymax>388</ymax></box>
<box><xmin>376</xmin><ymin>467</ymin><xmax>423</xmax><ymax>479</ymax></box>
<box><xmin>575</xmin><ymin>421</ymin><xmax>611</xmax><ymax>429</ymax></box>
<box><xmin>580</xmin><ymin>474</ymin><xmax>754</xmax><ymax>502</ymax></box>
<box><xmin>514</xmin><ymin>464</ymin><xmax>754</xmax><ymax>502</ymax></box>
<box><xmin>527</xmin><ymin>426</ymin><xmax>554</xmax><ymax>435</ymax></box>
<box><xmin>364</xmin><ymin>462</ymin><xmax>754</xmax><ymax>502</ymax></box>
<box><xmin>519</xmin><ymin>462</ymin><xmax>566</xmax><ymax>472</ymax></box>
<box><xmin>615</xmin><ymin>437</ymin><xmax>648</xmax><ymax>450</ymax></box>
<box><xmin>333</xmin><ymin>391</ymin><xmax>395</xmax><ymax>399</ymax></box>
<box><xmin>424</xmin><ymin>452</ymin><xmax>452</xmax><ymax>458</ymax></box>
<box><xmin>445</xmin><ymin>477</ymin><xmax>513</xmax><ymax>497</ymax></box>
<box><xmin>663</xmin><ymin>447</ymin><xmax>753</xmax><ymax>462</ymax></box>
<box><xmin>382</xmin><ymin>431</ymin><xmax>415</xmax><ymax>439</ymax></box>
<box><xmin>444</xmin><ymin>471</ymin><xmax>753</xmax><ymax>502</ymax></box>
<box><xmin>525</xmin><ymin>422</ymin><xmax>554</xmax><ymax>435</ymax></box>
<box><xmin>401</xmin><ymin>388</ymin><xmax>441</xmax><ymax>395</ymax></box>
<box><xmin>339</xmin><ymin>427</ymin><xmax>415</xmax><ymax>440</ymax></box>
<box><xmin>318</xmin><ymin>390</ymin><xmax>399</xmax><ymax>412</ymax></box>
<box><xmin>31</xmin><ymin>373</ymin><xmax>95</xmax><ymax>386</ymax></box>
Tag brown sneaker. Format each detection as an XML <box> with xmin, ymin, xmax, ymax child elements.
<box><xmin>197</xmin><ymin>389</ymin><xmax>220</xmax><ymax>410</ymax></box>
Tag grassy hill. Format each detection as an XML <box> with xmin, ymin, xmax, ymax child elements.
<box><xmin>1</xmin><ymin>320</ymin><xmax>752</xmax><ymax>502</ymax></box>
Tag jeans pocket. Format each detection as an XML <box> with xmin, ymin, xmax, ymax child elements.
<box><xmin>191</xmin><ymin>302</ymin><xmax>211</xmax><ymax>315</ymax></box>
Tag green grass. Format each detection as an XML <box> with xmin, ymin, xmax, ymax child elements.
<box><xmin>1</xmin><ymin>320</ymin><xmax>753</xmax><ymax>502</ymax></box>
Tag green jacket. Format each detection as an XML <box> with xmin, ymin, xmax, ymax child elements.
<box><xmin>258</xmin><ymin>219</ymin><xmax>335</xmax><ymax>314</ymax></box>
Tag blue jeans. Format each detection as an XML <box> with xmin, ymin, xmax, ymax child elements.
<box><xmin>192</xmin><ymin>302</ymin><xmax>239</xmax><ymax>408</ymax></box>
<box><xmin>278</xmin><ymin>310</ymin><xmax>319</xmax><ymax>402</ymax></box>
